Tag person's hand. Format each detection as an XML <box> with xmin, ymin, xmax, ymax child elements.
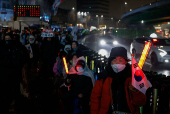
<box><xmin>67</xmin><ymin>79</ymin><xmax>71</xmax><ymax>83</ymax></box>
<box><xmin>129</xmin><ymin>83</ymin><xmax>138</xmax><ymax>92</ymax></box>
<box><xmin>78</xmin><ymin>94</ymin><xmax>83</xmax><ymax>98</ymax></box>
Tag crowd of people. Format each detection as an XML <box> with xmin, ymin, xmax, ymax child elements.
<box><xmin>1</xmin><ymin>28</ymin><xmax>146</xmax><ymax>114</ymax></box>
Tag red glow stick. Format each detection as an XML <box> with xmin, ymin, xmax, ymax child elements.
<box><xmin>138</xmin><ymin>42</ymin><xmax>152</xmax><ymax>69</ymax></box>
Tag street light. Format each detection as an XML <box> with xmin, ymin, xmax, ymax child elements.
<box><xmin>96</xmin><ymin>15</ymin><xmax>98</xmax><ymax>17</ymax></box>
<box><xmin>72</xmin><ymin>7</ymin><xmax>74</xmax><ymax>10</ymax></box>
<box><xmin>101</xmin><ymin>15</ymin><xmax>103</xmax><ymax>17</ymax></box>
<box><xmin>124</xmin><ymin>1</ymin><xmax>127</xmax><ymax>14</ymax></box>
<box><xmin>141</xmin><ymin>20</ymin><xmax>144</xmax><ymax>23</ymax></box>
<box><xmin>130</xmin><ymin>9</ymin><xmax>132</xmax><ymax>11</ymax></box>
<box><xmin>111</xmin><ymin>17</ymin><xmax>113</xmax><ymax>20</ymax></box>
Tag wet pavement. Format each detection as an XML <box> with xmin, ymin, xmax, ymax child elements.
<box><xmin>78</xmin><ymin>32</ymin><xmax>170</xmax><ymax>76</ymax></box>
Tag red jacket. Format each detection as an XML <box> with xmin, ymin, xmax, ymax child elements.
<box><xmin>90</xmin><ymin>77</ymin><xmax>146</xmax><ymax>114</ymax></box>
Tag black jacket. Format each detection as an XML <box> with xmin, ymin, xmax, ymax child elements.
<box><xmin>42</xmin><ymin>39</ymin><xmax>57</xmax><ymax>65</ymax></box>
<box><xmin>0</xmin><ymin>40</ymin><xmax>29</xmax><ymax>83</ymax></box>
<box><xmin>66</xmin><ymin>74</ymin><xmax>93</xmax><ymax>98</ymax></box>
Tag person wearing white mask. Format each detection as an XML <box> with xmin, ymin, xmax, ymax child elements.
<box><xmin>25</xmin><ymin>35</ymin><xmax>39</xmax><ymax>71</ymax></box>
<box><xmin>62</xmin><ymin>56</ymin><xmax>94</xmax><ymax>114</ymax></box>
<box><xmin>90</xmin><ymin>47</ymin><xmax>146</xmax><ymax>114</ymax></box>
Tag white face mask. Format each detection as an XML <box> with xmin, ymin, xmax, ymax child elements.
<box><xmin>76</xmin><ymin>67</ymin><xmax>84</xmax><ymax>72</ymax></box>
<box><xmin>111</xmin><ymin>64</ymin><xmax>126</xmax><ymax>73</ymax></box>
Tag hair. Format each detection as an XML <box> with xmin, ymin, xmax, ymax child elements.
<box><xmin>4</xmin><ymin>33</ymin><xmax>13</xmax><ymax>40</ymax></box>
<box><xmin>72</xmin><ymin>41</ymin><xmax>78</xmax><ymax>47</ymax></box>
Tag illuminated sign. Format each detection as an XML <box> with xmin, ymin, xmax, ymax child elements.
<box><xmin>14</xmin><ymin>5</ymin><xmax>40</xmax><ymax>17</ymax></box>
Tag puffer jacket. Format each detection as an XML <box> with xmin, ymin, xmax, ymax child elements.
<box><xmin>90</xmin><ymin>65</ymin><xmax>146</xmax><ymax>114</ymax></box>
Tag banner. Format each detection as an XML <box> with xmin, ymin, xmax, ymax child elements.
<box><xmin>41</xmin><ymin>29</ymin><xmax>54</xmax><ymax>37</ymax></box>
<box><xmin>132</xmin><ymin>56</ymin><xmax>152</xmax><ymax>94</ymax></box>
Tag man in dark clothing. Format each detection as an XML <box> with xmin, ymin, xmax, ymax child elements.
<box><xmin>0</xmin><ymin>33</ymin><xmax>29</xmax><ymax>114</ymax></box>
<box><xmin>25</xmin><ymin>35</ymin><xmax>40</xmax><ymax>71</ymax></box>
<box><xmin>41</xmin><ymin>37</ymin><xmax>57</xmax><ymax>78</ymax></box>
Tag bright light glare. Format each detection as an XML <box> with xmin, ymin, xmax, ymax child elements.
<box><xmin>165</xmin><ymin>59</ymin><xmax>169</xmax><ymax>63</ymax></box>
<box><xmin>98</xmin><ymin>49</ymin><xmax>107</xmax><ymax>56</ymax></box>
<box><xmin>72</xmin><ymin>7</ymin><xmax>74</xmax><ymax>10</ymax></box>
<box><xmin>78</xmin><ymin>12</ymin><xmax>80</xmax><ymax>15</ymax></box>
<box><xmin>159</xmin><ymin>49</ymin><xmax>167</xmax><ymax>57</ymax></box>
<box><xmin>125</xmin><ymin>2</ymin><xmax>127</xmax><ymax>4</ymax></box>
<box><xmin>113</xmin><ymin>41</ymin><xmax>118</xmax><ymax>45</ymax></box>
<box><xmin>150</xmin><ymin>33</ymin><xmax>158</xmax><ymax>38</ymax></box>
<box><xmin>104</xmin><ymin>31</ymin><xmax>105</xmax><ymax>34</ymax></box>
<box><xmin>141</xmin><ymin>20</ymin><xmax>144</xmax><ymax>23</ymax></box>
<box><xmin>100</xmin><ymin>40</ymin><xmax>106</xmax><ymax>45</ymax></box>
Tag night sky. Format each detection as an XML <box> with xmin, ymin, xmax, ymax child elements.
<box><xmin>110</xmin><ymin>0</ymin><xmax>156</xmax><ymax>19</ymax></box>
<box><xmin>59</xmin><ymin>0</ymin><xmax>157</xmax><ymax>19</ymax></box>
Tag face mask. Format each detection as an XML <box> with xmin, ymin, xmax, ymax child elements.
<box><xmin>111</xmin><ymin>64</ymin><xmax>126</xmax><ymax>73</ymax></box>
<box><xmin>76</xmin><ymin>67</ymin><xmax>84</xmax><ymax>72</ymax></box>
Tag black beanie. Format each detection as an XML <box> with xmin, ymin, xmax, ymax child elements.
<box><xmin>76</xmin><ymin>60</ymin><xmax>85</xmax><ymax>69</ymax></box>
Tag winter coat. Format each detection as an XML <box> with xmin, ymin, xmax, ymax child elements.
<box><xmin>90</xmin><ymin>64</ymin><xmax>146</xmax><ymax>114</ymax></box>
<box><xmin>53</xmin><ymin>57</ymin><xmax>64</xmax><ymax>75</ymax></box>
<box><xmin>42</xmin><ymin>39</ymin><xmax>57</xmax><ymax>65</ymax></box>
<box><xmin>0</xmin><ymin>40</ymin><xmax>29</xmax><ymax>84</ymax></box>
<box><xmin>66</xmin><ymin>74</ymin><xmax>93</xmax><ymax>98</ymax></box>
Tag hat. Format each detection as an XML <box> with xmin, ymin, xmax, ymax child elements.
<box><xmin>76</xmin><ymin>60</ymin><xmax>85</xmax><ymax>69</ymax></box>
<box><xmin>109</xmin><ymin>47</ymin><xmax>130</xmax><ymax>61</ymax></box>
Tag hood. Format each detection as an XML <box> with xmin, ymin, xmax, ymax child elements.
<box><xmin>69</xmin><ymin>56</ymin><xmax>95</xmax><ymax>86</ymax></box>
<box><xmin>64</xmin><ymin>44</ymin><xmax>71</xmax><ymax>53</ymax></box>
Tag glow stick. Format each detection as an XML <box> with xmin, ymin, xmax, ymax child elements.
<box><xmin>63</xmin><ymin>57</ymin><xmax>69</xmax><ymax>74</ymax></box>
<box><xmin>138</xmin><ymin>42</ymin><xmax>152</xmax><ymax>69</ymax></box>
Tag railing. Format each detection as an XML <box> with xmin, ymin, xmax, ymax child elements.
<box><xmin>121</xmin><ymin>0</ymin><xmax>170</xmax><ymax>19</ymax></box>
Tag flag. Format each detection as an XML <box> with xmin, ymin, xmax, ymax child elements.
<box><xmin>71</xmin><ymin>24</ymin><xmax>77</xmax><ymax>41</ymax></box>
<box><xmin>132</xmin><ymin>56</ymin><xmax>152</xmax><ymax>94</ymax></box>
<box><xmin>52</xmin><ymin>0</ymin><xmax>64</xmax><ymax>15</ymax></box>
<box><xmin>54</xmin><ymin>7</ymin><xmax>58</xmax><ymax>16</ymax></box>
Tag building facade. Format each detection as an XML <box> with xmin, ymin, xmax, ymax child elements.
<box><xmin>77</xmin><ymin>0</ymin><xmax>114</xmax><ymax>29</ymax></box>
